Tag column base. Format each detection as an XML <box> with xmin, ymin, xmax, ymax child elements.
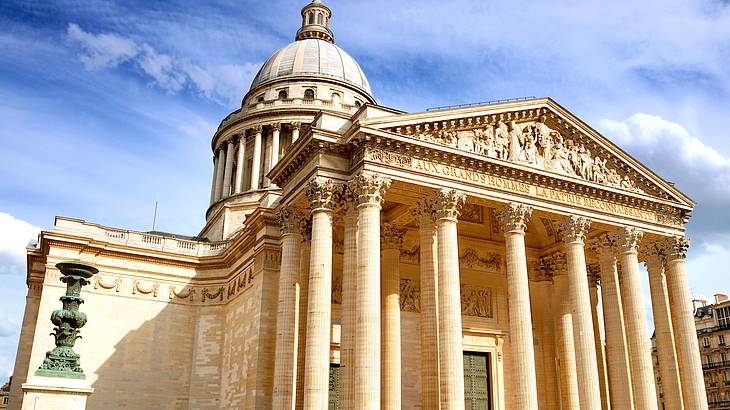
<box><xmin>21</xmin><ymin>376</ymin><xmax>94</xmax><ymax>410</ymax></box>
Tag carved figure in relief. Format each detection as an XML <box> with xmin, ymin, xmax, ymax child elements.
<box><xmin>494</xmin><ymin>121</ymin><xmax>510</xmax><ymax>160</ymax></box>
<box><xmin>507</xmin><ymin>121</ymin><xmax>523</xmax><ymax>162</ymax></box>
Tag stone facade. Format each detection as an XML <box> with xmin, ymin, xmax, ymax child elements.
<box><xmin>9</xmin><ymin>1</ymin><xmax>708</xmax><ymax>409</ymax></box>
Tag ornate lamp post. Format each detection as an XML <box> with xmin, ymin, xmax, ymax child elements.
<box><xmin>35</xmin><ymin>261</ymin><xmax>98</xmax><ymax>379</ymax></box>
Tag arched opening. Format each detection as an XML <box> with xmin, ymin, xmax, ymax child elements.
<box><xmin>354</xmin><ymin>100</ymin><xmax>362</xmax><ymax>108</ymax></box>
<box><xmin>304</xmin><ymin>89</ymin><xmax>315</xmax><ymax>100</ymax></box>
<box><xmin>317</xmin><ymin>13</ymin><xmax>323</xmax><ymax>25</ymax></box>
<box><xmin>308</xmin><ymin>12</ymin><xmax>314</xmax><ymax>25</ymax></box>
<box><xmin>278</xmin><ymin>89</ymin><xmax>288</xmax><ymax>100</ymax></box>
<box><xmin>257</xmin><ymin>95</ymin><xmax>265</xmax><ymax>103</ymax></box>
<box><xmin>331</xmin><ymin>93</ymin><xmax>341</xmax><ymax>106</ymax></box>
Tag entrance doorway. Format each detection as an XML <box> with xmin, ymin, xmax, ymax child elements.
<box><xmin>464</xmin><ymin>351</ymin><xmax>492</xmax><ymax>409</ymax></box>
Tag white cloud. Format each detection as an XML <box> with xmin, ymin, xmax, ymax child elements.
<box><xmin>0</xmin><ymin>308</ymin><xmax>17</xmax><ymax>338</ymax></box>
<box><xmin>0</xmin><ymin>212</ymin><xmax>40</xmax><ymax>276</ymax></box>
<box><xmin>66</xmin><ymin>24</ymin><xmax>253</xmax><ymax>106</ymax></box>
<box><xmin>66</xmin><ymin>23</ymin><xmax>139</xmax><ymax>70</ymax></box>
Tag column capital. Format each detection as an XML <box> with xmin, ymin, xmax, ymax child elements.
<box><xmin>534</xmin><ymin>256</ymin><xmax>554</xmax><ymax>282</ymax></box>
<box><xmin>226</xmin><ymin>137</ymin><xmax>236</xmax><ymax>146</ymax></box>
<box><xmin>275</xmin><ymin>205</ymin><xmax>306</xmax><ymax>235</ymax></box>
<box><xmin>560</xmin><ymin>216</ymin><xmax>591</xmax><ymax>244</ymax></box>
<box><xmin>612</xmin><ymin>227</ymin><xmax>643</xmax><ymax>253</ymax></box>
<box><xmin>640</xmin><ymin>241</ymin><xmax>665</xmax><ymax>267</ymax></box>
<box><xmin>290</xmin><ymin>121</ymin><xmax>301</xmax><ymax>131</ymax></box>
<box><xmin>271</xmin><ymin>122</ymin><xmax>282</xmax><ymax>131</ymax></box>
<box><xmin>252</xmin><ymin>125</ymin><xmax>263</xmax><ymax>134</ymax></box>
<box><xmin>381</xmin><ymin>223</ymin><xmax>406</xmax><ymax>250</ymax></box>
<box><xmin>662</xmin><ymin>236</ymin><xmax>690</xmax><ymax>261</ymax></box>
<box><xmin>411</xmin><ymin>199</ymin><xmax>436</xmax><ymax>227</ymax></box>
<box><xmin>587</xmin><ymin>233</ymin><xmax>615</xmax><ymax>255</ymax></box>
<box><xmin>346</xmin><ymin>172</ymin><xmax>390</xmax><ymax>208</ymax></box>
<box><xmin>433</xmin><ymin>189</ymin><xmax>466</xmax><ymax>221</ymax></box>
<box><xmin>495</xmin><ymin>202</ymin><xmax>532</xmax><ymax>233</ymax></box>
<box><xmin>305</xmin><ymin>178</ymin><xmax>337</xmax><ymax>211</ymax></box>
<box><xmin>587</xmin><ymin>264</ymin><xmax>601</xmax><ymax>286</ymax></box>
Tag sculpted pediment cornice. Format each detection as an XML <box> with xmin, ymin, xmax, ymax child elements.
<box><xmin>353</xmin><ymin>98</ymin><xmax>694</xmax><ymax>209</ymax></box>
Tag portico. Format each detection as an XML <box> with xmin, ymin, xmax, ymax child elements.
<box><xmin>267</xmin><ymin>98</ymin><xmax>705</xmax><ymax>409</ymax></box>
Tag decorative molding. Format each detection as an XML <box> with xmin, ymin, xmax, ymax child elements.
<box><xmin>495</xmin><ymin>202</ymin><xmax>532</xmax><ymax>233</ymax></box>
<box><xmin>459</xmin><ymin>248</ymin><xmax>501</xmax><ymax>272</ymax></box>
<box><xmin>364</xmin><ymin>148</ymin><xmax>412</xmax><ymax>168</ymax></box>
<box><xmin>132</xmin><ymin>280</ymin><xmax>159</xmax><ymax>297</ymax></box>
<box><xmin>94</xmin><ymin>275</ymin><xmax>121</xmax><ymax>292</ymax></box>
<box><xmin>459</xmin><ymin>203</ymin><xmax>483</xmax><ymax>223</ymax></box>
<box><xmin>202</xmin><ymin>287</ymin><xmax>225</xmax><ymax>303</ymax></box>
<box><xmin>169</xmin><ymin>285</ymin><xmax>196</xmax><ymax>302</ymax></box>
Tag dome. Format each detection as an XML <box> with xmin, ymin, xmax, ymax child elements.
<box><xmin>249</xmin><ymin>39</ymin><xmax>372</xmax><ymax>96</ymax></box>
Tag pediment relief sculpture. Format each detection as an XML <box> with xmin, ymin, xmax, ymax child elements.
<box><xmin>389</xmin><ymin>112</ymin><xmax>649</xmax><ymax>195</ymax></box>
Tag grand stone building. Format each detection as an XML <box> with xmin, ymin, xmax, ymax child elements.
<box><xmin>9</xmin><ymin>1</ymin><xmax>708</xmax><ymax>409</ymax></box>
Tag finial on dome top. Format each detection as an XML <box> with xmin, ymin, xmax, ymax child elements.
<box><xmin>296</xmin><ymin>0</ymin><xmax>334</xmax><ymax>43</ymax></box>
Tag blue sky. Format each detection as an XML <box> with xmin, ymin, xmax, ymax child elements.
<box><xmin>1</xmin><ymin>0</ymin><xmax>730</xmax><ymax>377</ymax></box>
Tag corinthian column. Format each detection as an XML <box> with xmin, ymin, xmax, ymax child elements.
<box><xmin>302</xmin><ymin>178</ymin><xmax>336</xmax><ymax>410</ymax></box>
<box><xmin>434</xmin><ymin>190</ymin><xmax>467</xmax><ymax>410</ymax></box>
<box><xmin>295</xmin><ymin>221</ymin><xmax>311</xmax><ymax>410</ymax></box>
<box><xmin>644</xmin><ymin>243</ymin><xmax>683</xmax><ymax>410</ymax></box>
<box><xmin>561</xmin><ymin>216</ymin><xmax>601</xmax><ymax>410</ymax></box>
<box><xmin>234</xmin><ymin>135</ymin><xmax>246</xmax><ymax>194</ymax></box>
<box><xmin>222</xmin><ymin>138</ymin><xmax>235</xmax><ymax>198</ymax></box>
<box><xmin>614</xmin><ymin>227</ymin><xmax>658</xmax><ymax>410</ymax></box>
<box><xmin>587</xmin><ymin>266</ymin><xmax>610</xmax><ymax>410</ymax></box>
<box><xmin>495</xmin><ymin>203</ymin><xmax>537</xmax><ymax>410</ymax></box>
<box><xmin>412</xmin><ymin>201</ymin><xmax>440</xmax><ymax>409</ymax></box>
<box><xmin>663</xmin><ymin>237</ymin><xmax>708</xmax><ymax>409</ymax></box>
<box><xmin>291</xmin><ymin>122</ymin><xmax>301</xmax><ymax>143</ymax></box>
<box><xmin>209</xmin><ymin>153</ymin><xmax>218</xmax><ymax>205</ymax></box>
<box><xmin>589</xmin><ymin>233</ymin><xmax>634</xmax><ymax>409</ymax></box>
<box><xmin>213</xmin><ymin>147</ymin><xmax>225</xmax><ymax>202</ymax></box>
<box><xmin>381</xmin><ymin>223</ymin><xmax>405</xmax><ymax>410</ymax></box>
<box><xmin>340</xmin><ymin>191</ymin><xmax>357</xmax><ymax>410</ymax></box>
<box><xmin>250</xmin><ymin>126</ymin><xmax>263</xmax><ymax>190</ymax></box>
<box><xmin>552</xmin><ymin>253</ymin><xmax>580</xmax><ymax>410</ymax></box>
<box><xmin>271</xmin><ymin>122</ymin><xmax>281</xmax><ymax>167</ymax></box>
<box><xmin>273</xmin><ymin>206</ymin><xmax>304</xmax><ymax>410</ymax></box>
<box><xmin>534</xmin><ymin>258</ymin><xmax>559</xmax><ymax>409</ymax></box>
<box><xmin>348</xmin><ymin>173</ymin><xmax>390</xmax><ymax>410</ymax></box>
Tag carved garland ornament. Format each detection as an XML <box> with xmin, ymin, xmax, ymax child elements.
<box><xmin>132</xmin><ymin>280</ymin><xmax>159</xmax><ymax>297</ymax></box>
<box><xmin>391</xmin><ymin>112</ymin><xmax>646</xmax><ymax>194</ymax></box>
<box><xmin>94</xmin><ymin>275</ymin><xmax>121</xmax><ymax>292</ymax></box>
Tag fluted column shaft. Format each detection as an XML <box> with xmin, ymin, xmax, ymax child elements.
<box><xmin>250</xmin><ymin>127</ymin><xmax>263</xmax><ymax>190</ymax></box>
<box><xmin>213</xmin><ymin>148</ymin><xmax>225</xmax><ymax>202</ymax></box>
<box><xmin>496</xmin><ymin>203</ymin><xmax>537</xmax><ymax>410</ymax></box>
<box><xmin>340</xmin><ymin>207</ymin><xmax>357</xmax><ymax>410</ymax></box>
<box><xmin>562</xmin><ymin>216</ymin><xmax>601</xmax><ymax>410</ymax></box>
<box><xmin>350</xmin><ymin>174</ymin><xmax>390</xmax><ymax>410</ymax></box>
<box><xmin>593</xmin><ymin>238</ymin><xmax>634</xmax><ymax>410</ymax></box>
<box><xmin>222</xmin><ymin>139</ymin><xmax>235</xmax><ymax>198</ymax></box>
<box><xmin>209</xmin><ymin>154</ymin><xmax>219</xmax><ymax>204</ymax></box>
<box><xmin>295</xmin><ymin>237</ymin><xmax>311</xmax><ymax>410</ymax></box>
<box><xmin>554</xmin><ymin>267</ymin><xmax>580</xmax><ymax>410</ymax></box>
<box><xmin>381</xmin><ymin>224</ymin><xmax>405</xmax><ymax>410</ymax></box>
<box><xmin>414</xmin><ymin>202</ymin><xmax>440</xmax><ymax>409</ymax></box>
<box><xmin>292</xmin><ymin>123</ymin><xmax>301</xmax><ymax>143</ymax></box>
<box><xmin>271</xmin><ymin>124</ymin><xmax>281</xmax><ymax>167</ymax></box>
<box><xmin>588</xmin><ymin>275</ymin><xmax>611</xmax><ymax>410</ymax></box>
<box><xmin>433</xmin><ymin>191</ymin><xmax>467</xmax><ymax>409</ymax></box>
<box><xmin>234</xmin><ymin>136</ymin><xmax>246</xmax><ymax>194</ymax></box>
<box><xmin>302</xmin><ymin>179</ymin><xmax>335</xmax><ymax>410</ymax></box>
<box><xmin>535</xmin><ymin>273</ymin><xmax>559</xmax><ymax>409</ymax></box>
<box><xmin>664</xmin><ymin>238</ymin><xmax>708</xmax><ymax>409</ymax></box>
<box><xmin>273</xmin><ymin>207</ymin><xmax>303</xmax><ymax>410</ymax></box>
<box><xmin>645</xmin><ymin>250</ymin><xmax>683</xmax><ymax>410</ymax></box>
<box><xmin>616</xmin><ymin>228</ymin><xmax>658</xmax><ymax>410</ymax></box>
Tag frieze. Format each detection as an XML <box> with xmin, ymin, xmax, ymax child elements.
<box><xmin>388</xmin><ymin>110</ymin><xmax>649</xmax><ymax>195</ymax></box>
<box><xmin>169</xmin><ymin>285</ymin><xmax>196</xmax><ymax>302</ymax></box>
<box><xmin>400</xmin><ymin>279</ymin><xmax>420</xmax><ymax>312</ymax></box>
<box><xmin>461</xmin><ymin>285</ymin><xmax>493</xmax><ymax>318</ymax></box>
<box><xmin>459</xmin><ymin>248</ymin><xmax>501</xmax><ymax>272</ymax></box>
<box><xmin>132</xmin><ymin>280</ymin><xmax>159</xmax><ymax>297</ymax></box>
<box><xmin>94</xmin><ymin>275</ymin><xmax>121</xmax><ymax>292</ymax></box>
<box><xmin>364</xmin><ymin>146</ymin><xmax>683</xmax><ymax>227</ymax></box>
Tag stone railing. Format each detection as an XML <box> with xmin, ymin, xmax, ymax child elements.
<box><xmin>247</xmin><ymin>98</ymin><xmax>356</xmax><ymax>113</ymax></box>
<box><xmin>54</xmin><ymin>217</ymin><xmax>228</xmax><ymax>257</ymax></box>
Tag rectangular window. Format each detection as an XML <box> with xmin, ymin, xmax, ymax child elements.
<box><xmin>464</xmin><ymin>351</ymin><xmax>492</xmax><ymax>410</ymax></box>
<box><xmin>718</xmin><ymin>306</ymin><xmax>730</xmax><ymax>327</ymax></box>
<box><xmin>328</xmin><ymin>363</ymin><xmax>340</xmax><ymax>410</ymax></box>
<box><xmin>704</xmin><ymin>337</ymin><xmax>711</xmax><ymax>347</ymax></box>
<box><xmin>720</xmin><ymin>334</ymin><xmax>726</xmax><ymax>346</ymax></box>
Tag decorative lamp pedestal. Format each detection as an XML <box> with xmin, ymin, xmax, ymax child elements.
<box><xmin>21</xmin><ymin>377</ymin><xmax>93</xmax><ymax>410</ymax></box>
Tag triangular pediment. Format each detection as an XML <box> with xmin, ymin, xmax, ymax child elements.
<box><xmin>356</xmin><ymin>98</ymin><xmax>694</xmax><ymax>209</ymax></box>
